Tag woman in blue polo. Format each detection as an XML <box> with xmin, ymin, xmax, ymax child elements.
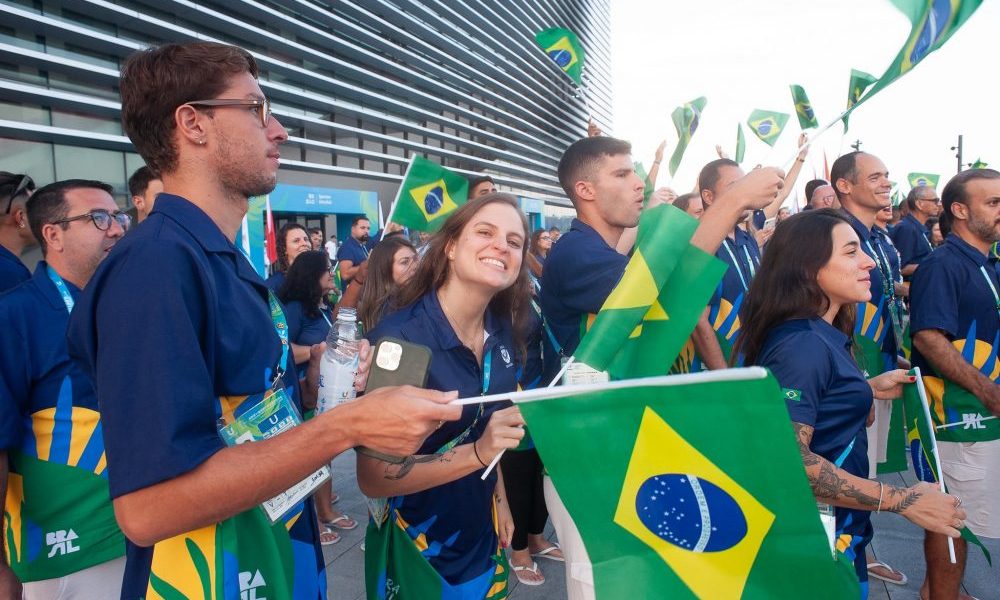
<box><xmin>735</xmin><ymin>209</ymin><xmax>965</xmax><ymax>595</ymax></box>
<box><xmin>358</xmin><ymin>193</ymin><xmax>530</xmax><ymax>600</ymax></box>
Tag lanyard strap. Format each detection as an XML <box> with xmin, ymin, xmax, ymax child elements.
<box><xmin>863</xmin><ymin>239</ymin><xmax>895</xmax><ymax>301</ymax></box>
<box><xmin>722</xmin><ymin>238</ymin><xmax>749</xmax><ymax>292</ymax></box>
<box><xmin>46</xmin><ymin>265</ymin><xmax>75</xmax><ymax>313</ymax></box>
<box><xmin>267</xmin><ymin>291</ymin><xmax>290</xmax><ymax>378</ymax></box>
<box><xmin>481</xmin><ymin>351</ymin><xmax>492</xmax><ymax>396</ymax></box>
<box><xmin>742</xmin><ymin>245</ymin><xmax>758</xmax><ymax>279</ymax></box>
<box><xmin>319</xmin><ymin>306</ymin><xmax>333</xmax><ymax>328</ymax></box>
<box><xmin>979</xmin><ymin>266</ymin><xmax>1000</xmax><ymax>321</ymax></box>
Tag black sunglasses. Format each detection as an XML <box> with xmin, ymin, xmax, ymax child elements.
<box><xmin>51</xmin><ymin>209</ymin><xmax>132</xmax><ymax>232</ymax></box>
<box><xmin>2</xmin><ymin>174</ymin><xmax>34</xmax><ymax>215</ymax></box>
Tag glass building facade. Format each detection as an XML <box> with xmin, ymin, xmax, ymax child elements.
<box><xmin>0</xmin><ymin>0</ymin><xmax>613</xmax><ymax>225</ymax></box>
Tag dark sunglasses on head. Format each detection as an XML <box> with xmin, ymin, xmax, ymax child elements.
<box><xmin>2</xmin><ymin>174</ymin><xmax>34</xmax><ymax>215</ymax></box>
<box><xmin>51</xmin><ymin>209</ymin><xmax>131</xmax><ymax>232</ymax></box>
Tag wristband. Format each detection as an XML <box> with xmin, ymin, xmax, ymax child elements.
<box><xmin>473</xmin><ymin>440</ymin><xmax>488</xmax><ymax>468</ymax></box>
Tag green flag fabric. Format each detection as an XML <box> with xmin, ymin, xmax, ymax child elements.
<box><xmin>735</xmin><ymin>123</ymin><xmax>746</xmax><ymax>164</ymax></box>
<box><xmin>908</xmin><ymin>172</ymin><xmax>940</xmax><ymax>188</ymax></box>
<box><xmin>520</xmin><ymin>371</ymin><xmax>860</xmax><ymax>598</ymax></box>
<box><xmin>390</xmin><ymin>156</ymin><xmax>469</xmax><ymax>232</ymax></box>
<box><xmin>970</xmin><ymin>158</ymin><xmax>989</xmax><ymax>169</ymax></box>
<box><xmin>903</xmin><ymin>369</ymin><xmax>992</xmax><ymax>564</ymax></box>
<box><xmin>535</xmin><ymin>27</ymin><xmax>585</xmax><ymax>85</ymax></box>
<box><xmin>847</xmin><ymin>0</ymin><xmax>983</xmax><ymax>120</ymax></box>
<box><xmin>747</xmin><ymin>109</ymin><xmax>790</xmax><ymax>147</ymax></box>
<box><xmin>574</xmin><ymin>205</ymin><xmax>698</xmax><ymax>371</ymax></box>
<box><xmin>789</xmin><ymin>84</ymin><xmax>819</xmax><ymax>129</ymax></box>
<box><xmin>668</xmin><ymin>97</ymin><xmax>707</xmax><ymax>176</ymax></box>
<box><xmin>842</xmin><ymin>69</ymin><xmax>878</xmax><ymax>131</ymax></box>
<box><xmin>602</xmin><ymin>245</ymin><xmax>727</xmax><ymax>379</ymax></box>
<box><xmin>634</xmin><ymin>161</ymin><xmax>654</xmax><ymax>205</ymax></box>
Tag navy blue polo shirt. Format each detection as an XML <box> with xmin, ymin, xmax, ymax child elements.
<box><xmin>756</xmin><ymin>317</ymin><xmax>873</xmax><ymax>587</ymax></box>
<box><xmin>264</xmin><ymin>269</ymin><xmax>285</xmax><ymax>291</ymax></box>
<box><xmin>539</xmin><ymin>218</ymin><xmax>628</xmax><ymax>363</ymax></box>
<box><xmin>366</xmin><ymin>291</ymin><xmax>517</xmax><ymax>589</ymax></box>
<box><xmin>0</xmin><ymin>264</ymin><xmax>124</xmax><ymax>581</ymax></box>
<box><xmin>66</xmin><ymin>194</ymin><xmax>325</xmax><ymax>599</ymax></box>
<box><xmin>889</xmin><ymin>213</ymin><xmax>934</xmax><ymax>269</ymax></box>
<box><xmin>910</xmin><ymin>233</ymin><xmax>1000</xmax><ymax>442</ymax></box>
<box><xmin>700</xmin><ymin>227</ymin><xmax>760</xmax><ymax>367</ymax></box>
<box><xmin>284</xmin><ymin>300</ymin><xmax>333</xmax><ymax>371</ymax></box>
<box><xmin>841</xmin><ymin>210</ymin><xmax>897</xmax><ymax>362</ymax></box>
<box><xmin>336</xmin><ymin>236</ymin><xmax>369</xmax><ymax>282</ymax></box>
<box><xmin>0</xmin><ymin>244</ymin><xmax>30</xmax><ymax>293</ymax></box>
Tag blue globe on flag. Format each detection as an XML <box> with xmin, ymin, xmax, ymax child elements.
<box><xmin>911</xmin><ymin>0</ymin><xmax>952</xmax><ymax>64</ymax></box>
<box><xmin>635</xmin><ymin>473</ymin><xmax>748</xmax><ymax>553</ymax></box>
<box><xmin>423</xmin><ymin>185</ymin><xmax>445</xmax><ymax>215</ymax></box>
<box><xmin>756</xmin><ymin>120</ymin><xmax>773</xmax><ymax>137</ymax></box>
<box><xmin>548</xmin><ymin>49</ymin><xmax>572</xmax><ymax>68</ymax></box>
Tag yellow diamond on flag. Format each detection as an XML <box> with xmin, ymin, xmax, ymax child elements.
<box><xmin>614</xmin><ymin>407</ymin><xmax>775</xmax><ymax>599</ymax></box>
<box><xmin>545</xmin><ymin>36</ymin><xmax>579</xmax><ymax>71</ymax></box>
<box><xmin>644</xmin><ymin>299</ymin><xmax>668</xmax><ymax>322</ymax></box>
<box><xmin>602</xmin><ymin>249</ymin><xmax>658</xmax><ymax>311</ymax></box>
<box><xmin>409</xmin><ymin>178</ymin><xmax>458</xmax><ymax>224</ymax></box>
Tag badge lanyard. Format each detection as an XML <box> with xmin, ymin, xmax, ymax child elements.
<box><xmin>979</xmin><ymin>266</ymin><xmax>1000</xmax><ymax>322</ymax></box>
<box><xmin>722</xmin><ymin>238</ymin><xmax>750</xmax><ymax>292</ymax></box>
<box><xmin>481</xmin><ymin>351</ymin><xmax>492</xmax><ymax>396</ymax></box>
<box><xmin>864</xmin><ymin>238</ymin><xmax>904</xmax><ymax>349</ymax></box>
<box><xmin>46</xmin><ymin>265</ymin><xmax>75</xmax><ymax>313</ymax></box>
<box><xmin>742</xmin><ymin>245</ymin><xmax>758</xmax><ymax>279</ymax></box>
<box><xmin>319</xmin><ymin>306</ymin><xmax>333</xmax><ymax>328</ymax></box>
<box><xmin>266</xmin><ymin>291</ymin><xmax>290</xmax><ymax>385</ymax></box>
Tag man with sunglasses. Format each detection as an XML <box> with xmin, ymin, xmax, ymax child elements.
<box><xmin>67</xmin><ymin>42</ymin><xmax>459</xmax><ymax>599</ymax></box>
<box><xmin>0</xmin><ymin>172</ymin><xmax>37</xmax><ymax>293</ymax></box>
<box><xmin>0</xmin><ymin>179</ymin><xmax>128</xmax><ymax>598</ymax></box>
<box><xmin>891</xmin><ymin>184</ymin><xmax>940</xmax><ymax>278</ymax></box>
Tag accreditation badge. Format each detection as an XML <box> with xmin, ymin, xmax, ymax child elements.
<box><xmin>218</xmin><ymin>384</ymin><xmax>330</xmax><ymax>523</ymax></box>
<box><xmin>560</xmin><ymin>356</ymin><xmax>610</xmax><ymax>386</ymax></box>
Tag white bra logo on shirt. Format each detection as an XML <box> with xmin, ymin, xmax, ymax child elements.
<box><xmin>46</xmin><ymin>529</ymin><xmax>79</xmax><ymax>557</ymax></box>
<box><xmin>240</xmin><ymin>570</ymin><xmax>267</xmax><ymax>599</ymax></box>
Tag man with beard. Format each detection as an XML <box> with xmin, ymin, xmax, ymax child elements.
<box><xmin>910</xmin><ymin>169</ymin><xmax>1000</xmax><ymax>600</ymax></box>
<box><xmin>0</xmin><ymin>180</ymin><xmax>128</xmax><ymax>598</ymax></box>
<box><xmin>337</xmin><ymin>215</ymin><xmax>370</xmax><ymax>288</ymax></box>
<box><xmin>65</xmin><ymin>42</ymin><xmax>460</xmax><ymax>599</ymax></box>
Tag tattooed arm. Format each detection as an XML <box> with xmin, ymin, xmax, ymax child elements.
<box><xmin>793</xmin><ymin>422</ymin><xmax>965</xmax><ymax>537</ymax></box>
<box><xmin>356</xmin><ymin>406</ymin><xmax>525</xmax><ymax>497</ymax></box>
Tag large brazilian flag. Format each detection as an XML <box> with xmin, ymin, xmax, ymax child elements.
<box><xmin>843</xmin><ymin>0</ymin><xmax>982</xmax><ymax>123</ymax></box>
<box><xmin>520</xmin><ymin>371</ymin><xmax>860</xmax><ymax>598</ymax></box>
<box><xmin>390</xmin><ymin>156</ymin><xmax>469</xmax><ymax>233</ymax></box>
<box><xmin>574</xmin><ymin>205</ymin><xmax>725</xmax><ymax>378</ymax></box>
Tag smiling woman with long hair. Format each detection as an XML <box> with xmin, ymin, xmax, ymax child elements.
<box><xmin>359</xmin><ymin>193</ymin><xmax>532</xmax><ymax>599</ymax></box>
<box><xmin>736</xmin><ymin>209</ymin><xmax>966</xmax><ymax>594</ymax></box>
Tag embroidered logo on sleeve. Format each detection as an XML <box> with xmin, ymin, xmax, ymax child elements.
<box><xmin>782</xmin><ymin>388</ymin><xmax>802</xmax><ymax>402</ymax></box>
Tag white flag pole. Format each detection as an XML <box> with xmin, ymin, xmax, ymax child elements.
<box><xmin>380</xmin><ymin>156</ymin><xmax>416</xmax><ymax>242</ymax></box>
<box><xmin>913</xmin><ymin>368</ymin><xmax>957</xmax><ymax>564</ymax></box>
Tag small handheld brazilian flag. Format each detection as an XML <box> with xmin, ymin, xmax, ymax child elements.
<box><xmin>789</xmin><ymin>84</ymin><xmax>818</xmax><ymax>129</ymax></box>
<box><xmin>842</xmin><ymin>69</ymin><xmax>877</xmax><ymax>131</ymax></box>
<box><xmin>735</xmin><ymin>123</ymin><xmax>746</xmax><ymax>164</ymax></box>
<box><xmin>908</xmin><ymin>172</ymin><xmax>940</xmax><ymax>189</ymax></box>
<box><xmin>668</xmin><ymin>96</ymin><xmax>707</xmax><ymax>177</ymax></box>
<box><xmin>535</xmin><ymin>27</ymin><xmax>585</xmax><ymax>85</ymax></box>
<box><xmin>747</xmin><ymin>109</ymin><xmax>789</xmax><ymax>147</ymax></box>
<box><xmin>390</xmin><ymin>156</ymin><xmax>469</xmax><ymax>232</ymax></box>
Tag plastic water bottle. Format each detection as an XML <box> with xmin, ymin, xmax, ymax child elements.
<box><xmin>317</xmin><ymin>307</ymin><xmax>360</xmax><ymax>412</ymax></box>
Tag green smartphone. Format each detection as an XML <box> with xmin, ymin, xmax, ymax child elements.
<box><xmin>364</xmin><ymin>337</ymin><xmax>432</xmax><ymax>392</ymax></box>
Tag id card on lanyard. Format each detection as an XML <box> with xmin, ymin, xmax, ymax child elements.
<box><xmin>216</xmin><ymin>290</ymin><xmax>330</xmax><ymax>523</ymax></box>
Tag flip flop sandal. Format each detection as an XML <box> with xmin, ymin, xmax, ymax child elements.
<box><xmin>867</xmin><ymin>561</ymin><xmax>908</xmax><ymax>585</ymax></box>
<box><xmin>512</xmin><ymin>562</ymin><xmax>544</xmax><ymax>586</ymax></box>
<box><xmin>531</xmin><ymin>543</ymin><xmax>564</xmax><ymax>562</ymax></box>
<box><xmin>325</xmin><ymin>514</ymin><xmax>358</xmax><ymax>531</ymax></box>
<box><xmin>330</xmin><ymin>492</ymin><xmax>340</xmax><ymax>505</ymax></box>
<box><xmin>319</xmin><ymin>525</ymin><xmax>341</xmax><ymax>546</ymax></box>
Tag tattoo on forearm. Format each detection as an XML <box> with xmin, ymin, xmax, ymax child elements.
<box><xmin>380</xmin><ymin>451</ymin><xmax>454</xmax><ymax>480</ymax></box>
<box><xmin>793</xmin><ymin>423</ymin><xmax>880</xmax><ymax>509</ymax></box>
<box><xmin>885</xmin><ymin>488</ymin><xmax>921</xmax><ymax>514</ymax></box>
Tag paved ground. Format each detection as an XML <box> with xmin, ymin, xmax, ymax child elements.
<box><xmin>322</xmin><ymin>450</ymin><xmax>998</xmax><ymax>599</ymax></box>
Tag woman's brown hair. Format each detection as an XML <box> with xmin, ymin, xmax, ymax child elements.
<box><xmin>734</xmin><ymin>209</ymin><xmax>857</xmax><ymax>365</ymax></box>
<box><xmin>393</xmin><ymin>193</ymin><xmax>533</xmax><ymax>358</ymax></box>
<box><xmin>357</xmin><ymin>236</ymin><xmax>416</xmax><ymax>332</ymax></box>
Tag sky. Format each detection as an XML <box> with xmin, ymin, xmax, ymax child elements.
<box><xmin>609</xmin><ymin>0</ymin><xmax>999</xmax><ymax>206</ymax></box>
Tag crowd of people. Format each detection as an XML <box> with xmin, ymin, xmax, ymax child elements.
<box><xmin>0</xmin><ymin>40</ymin><xmax>996</xmax><ymax>600</ymax></box>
